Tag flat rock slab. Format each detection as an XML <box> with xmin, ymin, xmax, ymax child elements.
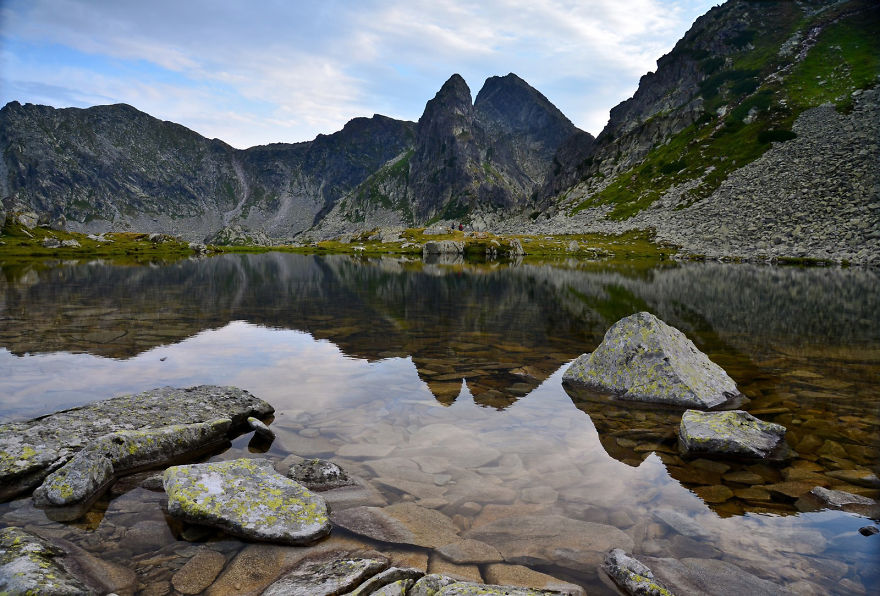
<box><xmin>262</xmin><ymin>552</ymin><xmax>389</xmax><ymax>596</ymax></box>
<box><xmin>678</xmin><ymin>410</ymin><xmax>788</xmax><ymax>459</ymax></box>
<box><xmin>164</xmin><ymin>458</ymin><xmax>330</xmax><ymax>545</ymax></box>
<box><xmin>563</xmin><ymin>312</ymin><xmax>741</xmax><ymax>408</ymax></box>
<box><xmin>643</xmin><ymin>556</ymin><xmax>794</xmax><ymax>596</ymax></box>
<box><xmin>33</xmin><ymin>418</ymin><xmax>232</xmax><ymax>512</ymax></box>
<box><xmin>0</xmin><ymin>385</ymin><xmax>274</xmax><ymax>501</ymax></box>
<box><xmin>601</xmin><ymin>549</ymin><xmax>673</xmax><ymax>596</ymax></box>
<box><xmin>795</xmin><ymin>486</ymin><xmax>880</xmax><ymax>517</ymax></box>
<box><xmin>463</xmin><ymin>514</ymin><xmax>634</xmax><ymax>571</ymax></box>
<box><xmin>332</xmin><ymin>503</ymin><xmax>460</xmax><ymax>548</ymax></box>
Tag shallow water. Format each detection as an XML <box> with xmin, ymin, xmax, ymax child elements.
<box><xmin>0</xmin><ymin>253</ymin><xmax>878</xmax><ymax>594</ymax></box>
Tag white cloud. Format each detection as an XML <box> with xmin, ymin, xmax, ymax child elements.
<box><xmin>1</xmin><ymin>0</ymin><xmax>717</xmax><ymax>145</ymax></box>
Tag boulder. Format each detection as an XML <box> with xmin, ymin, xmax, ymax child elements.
<box><xmin>601</xmin><ymin>549</ymin><xmax>674</xmax><ymax>596</ymax></box>
<box><xmin>247</xmin><ymin>416</ymin><xmax>275</xmax><ymax>439</ymax></box>
<box><xmin>288</xmin><ymin>458</ymin><xmax>355</xmax><ymax>491</ymax></box>
<box><xmin>678</xmin><ymin>410</ymin><xmax>789</xmax><ymax>459</ymax></box>
<box><xmin>0</xmin><ymin>527</ymin><xmax>89</xmax><ymax>594</ymax></box>
<box><xmin>0</xmin><ymin>385</ymin><xmax>273</xmax><ymax>502</ymax></box>
<box><xmin>61</xmin><ymin>239</ymin><xmax>81</xmax><ymax>248</ymax></box>
<box><xmin>164</xmin><ymin>458</ymin><xmax>330</xmax><ymax>545</ymax></box>
<box><xmin>41</xmin><ymin>236</ymin><xmax>61</xmax><ymax>248</ymax></box>
<box><xmin>13</xmin><ymin>210</ymin><xmax>39</xmax><ymax>229</ymax></box>
<box><xmin>411</xmin><ymin>574</ymin><xmax>457</xmax><ymax>596</ymax></box>
<box><xmin>33</xmin><ymin>418</ymin><xmax>232</xmax><ymax>515</ymax></box>
<box><xmin>795</xmin><ymin>487</ymin><xmax>879</xmax><ymax>517</ymax></box>
<box><xmin>563</xmin><ymin>312</ymin><xmax>742</xmax><ymax>408</ymax></box>
<box><xmin>262</xmin><ymin>552</ymin><xmax>389</xmax><ymax>596</ymax></box>
<box><xmin>423</xmin><ymin>240</ymin><xmax>464</xmax><ymax>256</ymax></box>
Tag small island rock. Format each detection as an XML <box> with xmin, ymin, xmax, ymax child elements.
<box><xmin>563</xmin><ymin>312</ymin><xmax>742</xmax><ymax>408</ymax></box>
<box><xmin>164</xmin><ymin>458</ymin><xmax>330</xmax><ymax>545</ymax></box>
<box><xmin>678</xmin><ymin>410</ymin><xmax>788</xmax><ymax>459</ymax></box>
<box><xmin>288</xmin><ymin>458</ymin><xmax>355</xmax><ymax>491</ymax></box>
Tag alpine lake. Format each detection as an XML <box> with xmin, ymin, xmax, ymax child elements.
<box><xmin>0</xmin><ymin>251</ymin><xmax>878</xmax><ymax>595</ymax></box>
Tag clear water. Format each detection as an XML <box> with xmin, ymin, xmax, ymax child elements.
<box><xmin>0</xmin><ymin>254</ymin><xmax>878</xmax><ymax>594</ymax></box>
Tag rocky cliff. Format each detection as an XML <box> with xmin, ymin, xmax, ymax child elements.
<box><xmin>0</xmin><ymin>103</ymin><xmax>413</xmax><ymax>241</ymax></box>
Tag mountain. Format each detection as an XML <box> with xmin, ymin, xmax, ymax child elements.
<box><xmin>527</xmin><ymin>0</ymin><xmax>879</xmax><ymax>264</ymax></box>
<box><xmin>0</xmin><ymin>102</ymin><xmax>414</xmax><ymax>241</ymax></box>
<box><xmin>314</xmin><ymin>73</ymin><xmax>582</xmax><ymax>232</ymax></box>
<box><xmin>2</xmin><ymin>0</ymin><xmax>878</xmax><ymax>263</ymax></box>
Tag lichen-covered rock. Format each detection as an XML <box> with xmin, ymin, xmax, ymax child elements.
<box><xmin>411</xmin><ymin>574</ymin><xmax>457</xmax><ymax>596</ymax></box>
<box><xmin>602</xmin><ymin>549</ymin><xmax>675</xmax><ymax>596</ymax></box>
<box><xmin>164</xmin><ymin>458</ymin><xmax>330</xmax><ymax>545</ymax></box>
<box><xmin>33</xmin><ymin>418</ymin><xmax>232</xmax><ymax>511</ymax></box>
<box><xmin>0</xmin><ymin>527</ymin><xmax>89</xmax><ymax>595</ymax></box>
<box><xmin>795</xmin><ymin>487</ymin><xmax>879</xmax><ymax>517</ymax></box>
<box><xmin>563</xmin><ymin>312</ymin><xmax>741</xmax><ymax>408</ymax></box>
<box><xmin>0</xmin><ymin>385</ymin><xmax>274</xmax><ymax>502</ymax></box>
<box><xmin>347</xmin><ymin>567</ymin><xmax>425</xmax><ymax>595</ymax></box>
<box><xmin>437</xmin><ymin>582</ymin><xmax>561</xmax><ymax>595</ymax></box>
<box><xmin>288</xmin><ymin>458</ymin><xmax>355</xmax><ymax>491</ymax></box>
<box><xmin>423</xmin><ymin>240</ymin><xmax>464</xmax><ymax>256</ymax></box>
<box><xmin>262</xmin><ymin>552</ymin><xmax>388</xmax><ymax>596</ymax></box>
<box><xmin>678</xmin><ymin>410</ymin><xmax>788</xmax><ymax>459</ymax></box>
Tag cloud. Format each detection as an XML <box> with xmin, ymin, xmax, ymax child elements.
<box><xmin>1</xmin><ymin>0</ymin><xmax>717</xmax><ymax>146</ymax></box>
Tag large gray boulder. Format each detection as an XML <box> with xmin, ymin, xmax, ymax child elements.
<box><xmin>423</xmin><ymin>240</ymin><xmax>464</xmax><ymax>256</ymax></box>
<box><xmin>0</xmin><ymin>527</ymin><xmax>89</xmax><ymax>595</ymax></box>
<box><xmin>601</xmin><ymin>549</ymin><xmax>675</xmax><ymax>596</ymax></box>
<box><xmin>164</xmin><ymin>458</ymin><xmax>330</xmax><ymax>545</ymax></box>
<box><xmin>563</xmin><ymin>312</ymin><xmax>742</xmax><ymax>408</ymax></box>
<box><xmin>33</xmin><ymin>418</ymin><xmax>232</xmax><ymax>513</ymax></box>
<box><xmin>0</xmin><ymin>385</ymin><xmax>274</xmax><ymax>502</ymax></box>
<box><xmin>678</xmin><ymin>410</ymin><xmax>788</xmax><ymax>459</ymax></box>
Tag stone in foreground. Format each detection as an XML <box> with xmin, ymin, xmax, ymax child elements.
<box><xmin>0</xmin><ymin>385</ymin><xmax>274</xmax><ymax>501</ymax></box>
<box><xmin>33</xmin><ymin>418</ymin><xmax>232</xmax><ymax>513</ymax></box>
<box><xmin>262</xmin><ymin>552</ymin><xmax>389</xmax><ymax>596</ymax></box>
<box><xmin>602</xmin><ymin>548</ymin><xmax>675</xmax><ymax>596</ymax></box>
<box><xmin>678</xmin><ymin>409</ymin><xmax>789</xmax><ymax>459</ymax></box>
<box><xmin>563</xmin><ymin>312</ymin><xmax>742</xmax><ymax>408</ymax></box>
<box><xmin>0</xmin><ymin>527</ymin><xmax>89</xmax><ymax>595</ymax></box>
<box><xmin>164</xmin><ymin>458</ymin><xmax>330</xmax><ymax>545</ymax></box>
<box><xmin>438</xmin><ymin>582</ymin><xmax>563</xmax><ymax>595</ymax></box>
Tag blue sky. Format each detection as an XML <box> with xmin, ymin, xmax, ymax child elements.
<box><xmin>1</xmin><ymin>0</ymin><xmax>718</xmax><ymax>148</ymax></box>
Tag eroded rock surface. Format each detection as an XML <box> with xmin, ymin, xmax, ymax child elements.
<box><xmin>164</xmin><ymin>458</ymin><xmax>330</xmax><ymax>545</ymax></box>
<box><xmin>679</xmin><ymin>409</ymin><xmax>789</xmax><ymax>459</ymax></box>
<box><xmin>33</xmin><ymin>418</ymin><xmax>232</xmax><ymax>512</ymax></box>
<box><xmin>0</xmin><ymin>385</ymin><xmax>274</xmax><ymax>501</ymax></box>
<box><xmin>563</xmin><ymin>312</ymin><xmax>741</xmax><ymax>408</ymax></box>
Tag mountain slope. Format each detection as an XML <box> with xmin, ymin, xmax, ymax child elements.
<box><xmin>0</xmin><ymin>103</ymin><xmax>414</xmax><ymax>241</ymax></box>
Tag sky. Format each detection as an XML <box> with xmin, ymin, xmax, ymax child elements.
<box><xmin>0</xmin><ymin>0</ymin><xmax>718</xmax><ymax>149</ymax></box>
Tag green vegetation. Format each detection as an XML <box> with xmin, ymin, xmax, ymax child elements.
<box><xmin>571</xmin><ymin>1</ymin><xmax>879</xmax><ymax>220</ymax></box>
<box><xmin>0</xmin><ymin>219</ymin><xmax>205</xmax><ymax>264</ymax></box>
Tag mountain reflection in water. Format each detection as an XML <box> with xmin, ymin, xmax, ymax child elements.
<box><xmin>0</xmin><ymin>254</ymin><xmax>878</xmax><ymax>593</ymax></box>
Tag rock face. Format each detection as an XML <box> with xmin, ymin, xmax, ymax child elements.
<box><xmin>164</xmin><ymin>458</ymin><xmax>331</xmax><ymax>545</ymax></box>
<box><xmin>678</xmin><ymin>410</ymin><xmax>788</xmax><ymax>459</ymax></box>
<box><xmin>601</xmin><ymin>549</ymin><xmax>674</xmax><ymax>596</ymax></box>
<box><xmin>0</xmin><ymin>527</ymin><xmax>89</xmax><ymax>595</ymax></box>
<box><xmin>33</xmin><ymin>418</ymin><xmax>232</xmax><ymax>513</ymax></box>
<box><xmin>0</xmin><ymin>385</ymin><xmax>273</xmax><ymax>502</ymax></box>
<box><xmin>563</xmin><ymin>312</ymin><xmax>742</xmax><ymax>408</ymax></box>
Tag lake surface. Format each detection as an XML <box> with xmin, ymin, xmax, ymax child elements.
<box><xmin>1</xmin><ymin>253</ymin><xmax>878</xmax><ymax>594</ymax></box>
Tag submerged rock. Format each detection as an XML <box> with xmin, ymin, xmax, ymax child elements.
<box><xmin>332</xmin><ymin>503</ymin><xmax>460</xmax><ymax>548</ymax></box>
<box><xmin>164</xmin><ymin>458</ymin><xmax>330</xmax><ymax>545</ymax></box>
<box><xmin>33</xmin><ymin>418</ymin><xmax>232</xmax><ymax>514</ymax></box>
<box><xmin>678</xmin><ymin>409</ymin><xmax>789</xmax><ymax>459</ymax></box>
<box><xmin>0</xmin><ymin>385</ymin><xmax>274</xmax><ymax>502</ymax></box>
<box><xmin>643</xmin><ymin>556</ymin><xmax>794</xmax><ymax>596</ymax></box>
<box><xmin>247</xmin><ymin>416</ymin><xmax>275</xmax><ymax>439</ymax></box>
<box><xmin>795</xmin><ymin>487</ymin><xmax>879</xmax><ymax>517</ymax></box>
<box><xmin>563</xmin><ymin>312</ymin><xmax>742</xmax><ymax>408</ymax></box>
<box><xmin>0</xmin><ymin>527</ymin><xmax>89</xmax><ymax>595</ymax></box>
<box><xmin>288</xmin><ymin>458</ymin><xmax>355</xmax><ymax>491</ymax></box>
<box><xmin>602</xmin><ymin>549</ymin><xmax>674</xmax><ymax>596</ymax></box>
